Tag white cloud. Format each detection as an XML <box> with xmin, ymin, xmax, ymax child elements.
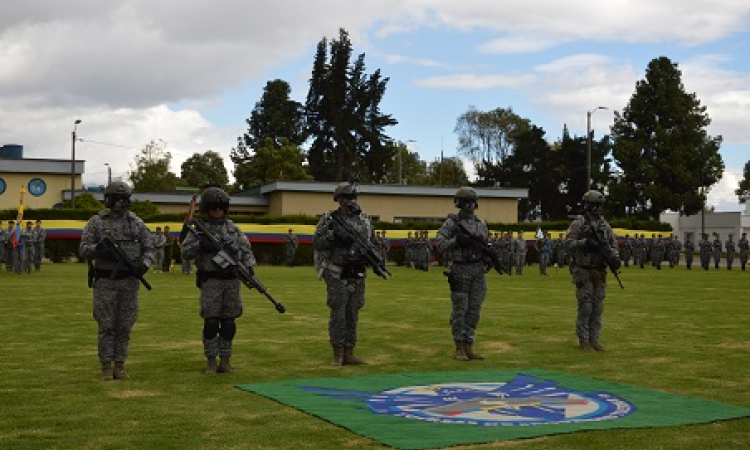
<box><xmin>416</xmin><ymin>74</ymin><xmax>536</xmax><ymax>90</ymax></box>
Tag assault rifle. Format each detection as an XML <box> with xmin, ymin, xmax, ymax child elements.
<box><xmin>586</xmin><ymin>226</ymin><xmax>624</xmax><ymax>290</ymax></box>
<box><xmin>100</xmin><ymin>236</ymin><xmax>153</xmax><ymax>290</ymax></box>
<box><xmin>187</xmin><ymin>218</ymin><xmax>286</xmax><ymax>313</ymax></box>
<box><xmin>455</xmin><ymin>221</ymin><xmax>510</xmax><ymax>276</ymax></box>
<box><xmin>328</xmin><ymin>212</ymin><xmax>391</xmax><ymax>280</ymax></box>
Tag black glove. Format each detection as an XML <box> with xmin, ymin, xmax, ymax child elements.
<box><xmin>198</xmin><ymin>234</ymin><xmax>215</xmax><ymax>252</ymax></box>
<box><xmin>456</xmin><ymin>232</ymin><xmax>474</xmax><ymax>247</ymax></box>
<box><xmin>134</xmin><ymin>263</ymin><xmax>149</xmax><ymax>277</ymax></box>
<box><xmin>95</xmin><ymin>240</ymin><xmax>115</xmax><ymax>260</ymax></box>
<box><xmin>246</xmin><ymin>265</ymin><xmax>255</xmax><ymax>277</ymax></box>
<box><xmin>222</xmin><ymin>238</ymin><xmax>241</xmax><ymax>256</ymax></box>
<box><xmin>610</xmin><ymin>259</ymin><xmax>622</xmax><ymax>271</ymax></box>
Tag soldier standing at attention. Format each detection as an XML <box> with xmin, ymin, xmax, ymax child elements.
<box><xmin>33</xmin><ymin>220</ymin><xmax>47</xmax><ymax>270</ymax></box>
<box><xmin>313</xmin><ymin>182</ymin><xmax>379</xmax><ymax>366</ymax></box>
<box><xmin>79</xmin><ymin>181</ymin><xmax>154</xmax><ymax>381</ymax></box>
<box><xmin>738</xmin><ymin>232</ymin><xmax>749</xmax><ymax>271</ymax></box>
<box><xmin>381</xmin><ymin>230</ymin><xmax>391</xmax><ymax>263</ymax></box>
<box><xmin>653</xmin><ymin>234</ymin><xmax>665</xmax><ymax>270</ymax></box>
<box><xmin>668</xmin><ymin>234</ymin><xmax>682</xmax><ymax>268</ymax></box>
<box><xmin>683</xmin><ymin>233</ymin><xmax>695</xmax><ymax>269</ymax></box>
<box><xmin>162</xmin><ymin>226</ymin><xmax>173</xmax><ymax>273</ymax></box>
<box><xmin>0</xmin><ymin>221</ymin><xmax>5</xmax><ymax>271</ymax></box>
<box><xmin>152</xmin><ymin>226</ymin><xmax>166</xmax><ymax>274</ymax></box>
<box><xmin>5</xmin><ymin>221</ymin><xmax>15</xmax><ymax>272</ymax></box>
<box><xmin>404</xmin><ymin>231</ymin><xmax>414</xmax><ymax>268</ymax></box>
<box><xmin>566</xmin><ymin>190</ymin><xmax>621</xmax><ymax>352</ymax></box>
<box><xmin>699</xmin><ymin>233</ymin><xmax>712</xmax><ymax>270</ymax></box>
<box><xmin>285</xmin><ymin>228</ymin><xmax>299</xmax><ymax>267</ymax></box>
<box><xmin>435</xmin><ymin>187</ymin><xmax>490</xmax><ymax>361</ymax></box>
<box><xmin>22</xmin><ymin>221</ymin><xmax>35</xmax><ymax>273</ymax></box>
<box><xmin>500</xmin><ymin>232</ymin><xmax>513</xmax><ymax>272</ymax></box>
<box><xmin>182</xmin><ymin>187</ymin><xmax>256</xmax><ymax>374</ymax></box>
<box><xmin>513</xmin><ymin>231</ymin><xmax>526</xmax><ymax>275</ymax></box>
<box><xmin>712</xmin><ymin>233</ymin><xmax>722</xmax><ymax>269</ymax></box>
<box><xmin>621</xmin><ymin>234</ymin><xmax>632</xmax><ymax>267</ymax></box>
<box><xmin>535</xmin><ymin>232</ymin><xmax>553</xmax><ymax>276</ymax></box>
<box><xmin>725</xmin><ymin>234</ymin><xmax>736</xmax><ymax>270</ymax></box>
<box><xmin>636</xmin><ymin>234</ymin><xmax>647</xmax><ymax>268</ymax></box>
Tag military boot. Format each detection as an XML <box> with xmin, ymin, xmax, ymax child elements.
<box><xmin>101</xmin><ymin>362</ymin><xmax>114</xmax><ymax>381</ymax></box>
<box><xmin>343</xmin><ymin>348</ymin><xmax>367</xmax><ymax>365</ymax></box>
<box><xmin>463</xmin><ymin>341</ymin><xmax>485</xmax><ymax>360</ymax></box>
<box><xmin>590</xmin><ymin>340</ymin><xmax>606</xmax><ymax>352</ymax></box>
<box><xmin>217</xmin><ymin>357</ymin><xmax>235</xmax><ymax>373</ymax></box>
<box><xmin>454</xmin><ymin>341</ymin><xmax>470</xmax><ymax>361</ymax></box>
<box><xmin>579</xmin><ymin>338</ymin><xmax>595</xmax><ymax>351</ymax></box>
<box><xmin>205</xmin><ymin>356</ymin><xmax>218</xmax><ymax>374</ymax></box>
<box><xmin>331</xmin><ymin>347</ymin><xmax>344</xmax><ymax>366</ymax></box>
<box><xmin>113</xmin><ymin>362</ymin><xmax>129</xmax><ymax>380</ymax></box>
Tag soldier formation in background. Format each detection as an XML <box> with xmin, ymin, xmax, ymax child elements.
<box><xmin>79</xmin><ymin>181</ymin><xmax>155</xmax><ymax>381</ymax></box>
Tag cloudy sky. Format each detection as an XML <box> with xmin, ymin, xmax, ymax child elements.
<box><xmin>1</xmin><ymin>1</ymin><xmax>749</xmax><ymax>211</ymax></box>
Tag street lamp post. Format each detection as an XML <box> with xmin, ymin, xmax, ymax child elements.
<box><xmin>586</xmin><ymin>106</ymin><xmax>607</xmax><ymax>191</ymax></box>
<box><xmin>105</xmin><ymin>163</ymin><xmax>112</xmax><ymax>184</ymax></box>
<box><xmin>71</xmin><ymin>119</ymin><xmax>81</xmax><ymax>208</ymax></box>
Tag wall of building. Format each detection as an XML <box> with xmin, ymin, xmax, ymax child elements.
<box><xmin>0</xmin><ymin>172</ymin><xmax>80</xmax><ymax>210</ymax></box>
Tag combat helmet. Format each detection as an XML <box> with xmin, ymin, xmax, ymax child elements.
<box><xmin>454</xmin><ymin>186</ymin><xmax>478</xmax><ymax>210</ymax></box>
<box><xmin>333</xmin><ymin>182</ymin><xmax>358</xmax><ymax>202</ymax></box>
<box><xmin>582</xmin><ymin>190</ymin><xmax>605</xmax><ymax>213</ymax></box>
<box><xmin>104</xmin><ymin>181</ymin><xmax>133</xmax><ymax>209</ymax></box>
<box><xmin>199</xmin><ymin>187</ymin><xmax>230</xmax><ymax>215</ymax></box>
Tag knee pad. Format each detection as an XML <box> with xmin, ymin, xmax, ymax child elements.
<box><xmin>219</xmin><ymin>318</ymin><xmax>236</xmax><ymax>341</ymax></box>
<box><xmin>203</xmin><ymin>317</ymin><xmax>221</xmax><ymax>340</ymax></box>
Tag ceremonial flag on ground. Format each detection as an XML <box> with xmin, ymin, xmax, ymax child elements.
<box><xmin>12</xmin><ymin>187</ymin><xmax>25</xmax><ymax>250</ymax></box>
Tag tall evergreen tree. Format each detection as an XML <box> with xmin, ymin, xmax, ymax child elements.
<box><xmin>610</xmin><ymin>56</ymin><xmax>723</xmax><ymax>219</ymax></box>
<box><xmin>734</xmin><ymin>161</ymin><xmax>750</xmax><ymax>203</ymax></box>
<box><xmin>305</xmin><ymin>28</ymin><xmax>397</xmax><ymax>182</ymax></box>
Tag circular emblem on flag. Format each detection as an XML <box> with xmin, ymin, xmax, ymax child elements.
<box><xmin>28</xmin><ymin>178</ymin><xmax>47</xmax><ymax>196</ymax></box>
<box><xmin>366</xmin><ymin>379</ymin><xmax>636</xmax><ymax>426</ymax></box>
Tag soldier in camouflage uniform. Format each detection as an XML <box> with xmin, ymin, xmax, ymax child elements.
<box><xmin>285</xmin><ymin>229</ymin><xmax>298</xmax><ymax>266</ymax></box>
<box><xmin>567</xmin><ymin>190</ymin><xmax>621</xmax><ymax>352</ymax></box>
<box><xmin>152</xmin><ymin>226</ymin><xmax>166</xmax><ymax>273</ymax></box>
<box><xmin>699</xmin><ymin>233</ymin><xmax>712</xmax><ymax>270</ymax></box>
<box><xmin>683</xmin><ymin>233</ymin><xmax>695</xmax><ymax>269</ymax></box>
<box><xmin>652</xmin><ymin>234</ymin><xmax>665</xmax><ymax>270</ymax></box>
<box><xmin>22</xmin><ymin>221</ymin><xmax>35</xmax><ymax>273</ymax></box>
<box><xmin>621</xmin><ymin>234</ymin><xmax>632</xmax><ymax>267</ymax></box>
<box><xmin>738</xmin><ymin>232</ymin><xmax>749</xmax><ymax>271</ymax></box>
<box><xmin>436</xmin><ymin>187</ymin><xmax>490</xmax><ymax>361</ymax></box>
<box><xmin>182</xmin><ymin>187</ymin><xmax>256</xmax><ymax>374</ymax></box>
<box><xmin>512</xmin><ymin>231</ymin><xmax>526</xmax><ymax>275</ymax></box>
<box><xmin>79</xmin><ymin>181</ymin><xmax>155</xmax><ymax>381</ymax></box>
<box><xmin>535</xmin><ymin>232</ymin><xmax>553</xmax><ymax>275</ymax></box>
<box><xmin>636</xmin><ymin>234</ymin><xmax>647</xmax><ymax>268</ymax></box>
<box><xmin>5</xmin><ymin>221</ymin><xmax>15</xmax><ymax>271</ymax></box>
<box><xmin>313</xmin><ymin>183</ymin><xmax>379</xmax><ymax>366</ymax></box>
<box><xmin>404</xmin><ymin>232</ymin><xmax>414</xmax><ymax>268</ymax></box>
<box><xmin>0</xmin><ymin>221</ymin><xmax>5</xmax><ymax>270</ymax></box>
<box><xmin>380</xmin><ymin>230</ymin><xmax>391</xmax><ymax>263</ymax></box>
<box><xmin>725</xmin><ymin>234</ymin><xmax>736</xmax><ymax>270</ymax></box>
<box><xmin>500</xmin><ymin>232</ymin><xmax>513</xmax><ymax>273</ymax></box>
<box><xmin>668</xmin><ymin>234</ymin><xmax>682</xmax><ymax>268</ymax></box>
<box><xmin>712</xmin><ymin>233</ymin><xmax>722</xmax><ymax>269</ymax></box>
<box><xmin>33</xmin><ymin>220</ymin><xmax>46</xmax><ymax>270</ymax></box>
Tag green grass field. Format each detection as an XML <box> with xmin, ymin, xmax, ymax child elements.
<box><xmin>1</xmin><ymin>262</ymin><xmax>748</xmax><ymax>450</ymax></box>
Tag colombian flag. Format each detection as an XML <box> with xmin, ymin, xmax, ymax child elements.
<box><xmin>12</xmin><ymin>187</ymin><xmax>24</xmax><ymax>249</ymax></box>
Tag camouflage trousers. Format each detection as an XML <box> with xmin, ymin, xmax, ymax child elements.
<box><xmin>685</xmin><ymin>251</ymin><xmax>694</xmax><ymax>268</ymax></box>
<box><xmin>323</xmin><ymin>271</ymin><xmax>365</xmax><ymax>348</ymax></box>
<box><xmin>514</xmin><ymin>254</ymin><xmax>525</xmax><ymax>274</ymax></box>
<box><xmin>199</xmin><ymin>278</ymin><xmax>243</xmax><ymax>358</ymax></box>
<box><xmin>712</xmin><ymin>250</ymin><xmax>721</xmax><ymax>268</ymax></box>
<box><xmin>286</xmin><ymin>247</ymin><xmax>296</xmax><ymax>266</ymax></box>
<box><xmin>539</xmin><ymin>253</ymin><xmax>550</xmax><ymax>275</ymax></box>
<box><xmin>571</xmin><ymin>267</ymin><xmax>606</xmax><ymax>341</ymax></box>
<box><xmin>92</xmin><ymin>277</ymin><xmax>140</xmax><ymax>364</ymax></box>
<box><xmin>448</xmin><ymin>261</ymin><xmax>487</xmax><ymax>343</ymax></box>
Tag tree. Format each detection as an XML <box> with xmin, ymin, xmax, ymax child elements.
<box><xmin>423</xmin><ymin>156</ymin><xmax>469</xmax><ymax>187</ymax></box>
<box><xmin>735</xmin><ymin>161</ymin><xmax>750</xmax><ymax>203</ymax></box>
<box><xmin>129</xmin><ymin>140</ymin><xmax>183</xmax><ymax>192</ymax></box>
<box><xmin>232</xmin><ymin>138</ymin><xmax>312</xmax><ymax>190</ymax></box>
<box><xmin>181</xmin><ymin>151</ymin><xmax>229</xmax><ymax>189</ymax></box>
<box><xmin>455</xmin><ymin>106</ymin><xmax>531</xmax><ymax>186</ymax></box>
<box><xmin>305</xmin><ymin>28</ymin><xmax>397</xmax><ymax>181</ymax></box>
<box><xmin>383</xmin><ymin>142</ymin><xmax>428</xmax><ymax>185</ymax></box>
<box><xmin>610</xmin><ymin>56</ymin><xmax>723</xmax><ymax>219</ymax></box>
<box><xmin>63</xmin><ymin>191</ymin><xmax>103</xmax><ymax>210</ymax></box>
